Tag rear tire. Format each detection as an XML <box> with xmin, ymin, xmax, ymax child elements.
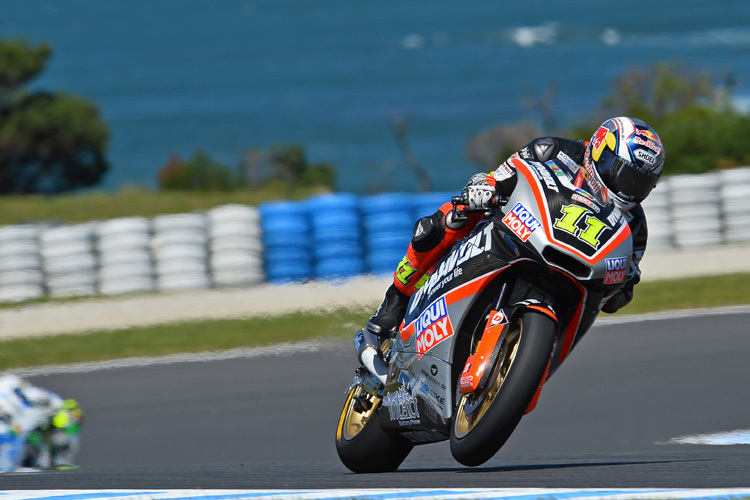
<box><xmin>335</xmin><ymin>382</ymin><xmax>413</xmax><ymax>473</ymax></box>
<box><xmin>450</xmin><ymin>311</ymin><xmax>556</xmax><ymax>466</ymax></box>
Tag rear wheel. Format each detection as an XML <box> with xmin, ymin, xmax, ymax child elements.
<box><xmin>450</xmin><ymin>311</ymin><xmax>556</xmax><ymax>466</ymax></box>
<box><xmin>335</xmin><ymin>382</ymin><xmax>413</xmax><ymax>473</ymax></box>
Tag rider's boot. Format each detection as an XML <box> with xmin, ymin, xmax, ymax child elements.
<box><xmin>355</xmin><ymin>284</ymin><xmax>410</xmax><ymax>385</ymax></box>
<box><xmin>366</xmin><ymin>283</ymin><xmax>410</xmax><ymax>338</ymax></box>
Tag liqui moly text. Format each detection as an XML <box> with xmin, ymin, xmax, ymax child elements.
<box><xmin>503</xmin><ymin>202</ymin><xmax>542</xmax><ymax>242</ymax></box>
<box><xmin>415</xmin><ymin>297</ymin><xmax>454</xmax><ymax>359</ymax></box>
<box><xmin>604</xmin><ymin>256</ymin><xmax>628</xmax><ymax>284</ymax></box>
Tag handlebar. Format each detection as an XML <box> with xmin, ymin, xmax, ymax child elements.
<box><xmin>449</xmin><ymin>195</ymin><xmax>508</xmax><ymax>225</ymax></box>
<box><xmin>450</xmin><ymin>195</ymin><xmax>508</xmax><ymax>213</ymax></box>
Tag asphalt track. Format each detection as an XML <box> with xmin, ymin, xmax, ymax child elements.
<box><xmin>4</xmin><ymin>309</ymin><xmax>750</xmax><ymax>489</ymax></box>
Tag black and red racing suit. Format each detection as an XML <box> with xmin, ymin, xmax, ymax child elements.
<box><xmin>392</xmin><ymin>137</ymin><xmax>648</xmax><ymax>314</ymax></box>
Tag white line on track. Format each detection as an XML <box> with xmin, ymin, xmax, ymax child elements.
<box><xmin>659</xmin><ymin>429</ymin><xmax>750</xmax><ymax>446</ymax></box>
<box><xmin>595</xmin><ymin>304</ymin><xmax>750</xmax><ymax>325</ymax></box>
<box><xmin>6</xmin><ymin>339</ymin><xmax>337</xmax><ymax>377</ymax></box>
<box><xmin>3</xmin><ymin>488</ymin><xmax>750</xmax><ymax>500</ymax></box>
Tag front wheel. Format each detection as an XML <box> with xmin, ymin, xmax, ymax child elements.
<box><xmin>335</xmin><ymin>381</ymin><xmax>413</xmax><ymax>473</ymax></box>
<box><xmin>450</xmin><ymin>311</ymin><xmax>556</xmax><ymax>467</ymax></box>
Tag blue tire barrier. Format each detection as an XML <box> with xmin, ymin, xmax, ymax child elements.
<box><xmin>367</xmin><ymin>251</ymin><xmax>402</xmax><ymax>275</ymax></box>
<box><xmin>260</xmin><ymin>218</ymin><xmax>309</xmax><ymax>239</ymax></box>
<box><xmin>412</xmin><ymin>191</ymin><xmax>453</xmax><ymax>219</ymax></box>
<box><xmin>313</xmin><ymin>242</ymin><xmax>363</xmax><ymax>261</ymax></box>
<box><xmin>259</xmin><ymin>200</ymin><xmax>314</xmax><ymax>282</ymax></box>
<box><xmin>362</xmin><ymin>213</ymin><xmax>414</xmax><ymax>234</ymax></box>
<box><xmin>315</xmin><ymin>257</ymin><xmax>365</xmax><ymax>280</ymax></box>
<box><xmin>309</xmin><ymin>211</ymin><xmax>360</xmax><ymax>231</ymax></box>
<box><xmin>259</xmin><ymin>200</ymin><xmax>308</xmax><ymax>219</ymax></box>
<box><xmin>365</xmin><ymin>232</ymin><xmax>411</xmax><ymax>250</ymax></box>
<box><xmin>305</xmin><ymin>192</ymin><xmax>360</xmax><ymax>212</ymax></box>
<box><xmin>311</xmin><ymin>227</ymin><xmax>362</xmax><ymax>246</ymax></box>
<box><xmin>262</xmin><ymin>232</ymin><xmax>312</xmax><ymax>250</ymax></box>
<box><xmin>265</xmin><ymin>262</ymin><xmax>313</xmax><ymax>283</ymax></box>
<box><xmin>360</xmin><ymin>193</ymin><xmax>413</xmax><ymax>216</ymax></box>
<box><xmin>264</xmin><ymin>246</ymin><xmax>311</xmax><ymax>264</ymax></box>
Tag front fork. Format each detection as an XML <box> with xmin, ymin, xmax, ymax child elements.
<box><xmin>459</xmin><ymin>282</ymin><xmax>558</xmax><ymax>411</ymax></box>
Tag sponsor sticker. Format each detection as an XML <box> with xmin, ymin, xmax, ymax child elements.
<box><xmin>556</xmin><ymin>151</ymin><xmax>580</xmax><ymax>172</ymax></box>
<box><xmin>530</xmin><ymin>163</ymin><xmax>559</xmax><ymax>192</ymax></box>
<box><xmin>634</xmin><ymin>148</ymin><xmax>657</xmax><ymax>165</ymax></box>
<box><xmin>634</xmin><ymin>134</ymin><xmax>662</xmax><ymax>154</ymax></box>
<box><xmin>493</xmin><ymin>162</ymin><xmax>515</xmax><ymax>180</ymax></box>
<box><xmin>415</xmin><ymin>297</ymin><xmax>454</xmax><ymax>359</ymax></box>
<box><xmin>604</xmin><ymin>256</ymin><xmax>628</xmax><ymax>284</ymax></box>
<box><xmin>490</xmin><ymin>310</ymin><xmax>508</xmax><ymax>326</ymax></box>
<box><xmin>572</xmin><ymin>192</ymin><xmax>601</xmax><ymax>213</ymax></box>
<box><xmin>384</xmin><ymin>386</ymin><xmax>420</xmax><ymax>425</ymax></box>
<box><xmin>503</xmin><ymin>202</ymin><xmax>542</xmax><ymax>242</ymax></box>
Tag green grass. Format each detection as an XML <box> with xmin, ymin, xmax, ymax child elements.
<box><xmin>1</xmin><ymin>273</ymin><xmax>748</xmax><ymax>371</ymax></box>
<box><xmin>0</xmin><ymin>306</ymin><xmax>372</xmax><ymax>371</ymax></box>
<box><xmin>623</xmin><ymin>272</ymin><xmax>750</xmax><ymax>314</ymax></box>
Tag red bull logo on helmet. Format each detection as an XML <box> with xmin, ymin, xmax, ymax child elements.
<box><xmin>415</xmin><ymin>297</ymin><xmax>454</xmax><ymax>359</ymax></box>
<box><xmin>591</xmin><ymin>126</ymin><xmax>617</xmax><ymax>162</ymax></box>
<box><xmin>633</xmin><ymin>128</ymin><xmax>662</xmax><ymax>155</ymax></box>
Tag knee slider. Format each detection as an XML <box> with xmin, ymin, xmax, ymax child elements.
<box><xmin>411</xmin><ymin>212</ymin><xmax>446</xmax><ymax>253</ymax></box>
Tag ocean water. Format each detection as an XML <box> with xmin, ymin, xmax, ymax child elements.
<box><xmin>2</xmin><ymin>0</ymin><xmax>749</xmax><ymax>194</ymax></box>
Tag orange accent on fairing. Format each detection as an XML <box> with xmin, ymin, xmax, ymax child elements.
<box><xmin>525</xmin><ymin>305</ymin><xmax>558</xmax><ymax>322</ymax></box>
<box><xmin>459</xmin><ymin>315</ymin><xmax>507</xmax><ymax>394</ymax></box>
<box><xmin>400</xmin><ymin>268</ymin><xmax>506</xmax><ymax>344</ymax></box>
<box><xmin>509</xmin><ymin>157</ymin><xmax>632</xmax><ymax>266</ymax></box>
<box><xmin>443</xmin><ymin>268</ymin><xmax>505</xmax><ymax>307</ymax></box>
<box><xmin>525</xmin><ymin>357</ymin><xmax>552</xmax><ymax>414</ymax></box>
<box><xmin>400</xmin><ymin>322</ymin><xmax>413</xmax><ymax>343</ymax></box>
<box><xmin>558</xmin><ymin>299</ymin><xmax>584</xmax><ymax>364</ymax></box>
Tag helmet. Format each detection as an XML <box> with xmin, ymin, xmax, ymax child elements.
<box><xmin>583</xmin><ymin>117</ymin><xmax>665</xmax><ymax>210</ymax></box>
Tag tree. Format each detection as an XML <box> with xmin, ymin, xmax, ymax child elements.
<box><xmin>599</xmin><ymin>61</ymin><xmax>714</xmax><ymax>124</ymax></box>
<box><xmin>595</xmin><ymin>62</ymin><xmax>750</xmax><ymax>174</ymax></box>
<box><xmin>268</xmin><ymin>143</ymin><xmax>336</xmax><ymax>189</ymax></box>
<box><xmin>158</xmin><ymin>151</ymin><xmax>240</xmax><ymax>191</ymax></box>
<box><xmin>159</xmin><ymin>144</ymin><xmax>337</xmax><ymax>192</ymax></box>
<box><xmin>469</xmin><ymin>61</ymin><xmax>750</xmax><ymax>176</ymax></box>
<box><xmin>0</xmin><ymin>39</ymin><xmax>109</xmax><ymax>194</ymax></box>
<box><xmin>465</xmin><ymin>122</ymin><xmax>542</xmax><ymax>170</ymax></box>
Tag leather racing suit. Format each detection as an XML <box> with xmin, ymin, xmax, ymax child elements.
<box><xmin>367</xmin><ymin>136</ymin><xmax>648</xmax><ymax>338</ymax></box>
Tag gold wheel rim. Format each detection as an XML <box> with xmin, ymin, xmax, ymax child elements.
<box><xmin>337</xmin><ymin>384</ymin><xmax>381</xmax><ymax>441</ymax></box>
<box><xmin>453</xmin><ymin>319</ymin><xmax>523</xmax><ymax>439</ymax></box>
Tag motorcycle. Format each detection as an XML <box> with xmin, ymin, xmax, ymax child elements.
<box><xmin>335</xmin><ymin>155</ymin><xmax>634</xmax><ymax>472</ymax></box>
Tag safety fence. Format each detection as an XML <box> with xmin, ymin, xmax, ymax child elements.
<box><xmin>0</xmin><ymin>168</ymin><xmax>748</xmax><ymax>303</ymax></box>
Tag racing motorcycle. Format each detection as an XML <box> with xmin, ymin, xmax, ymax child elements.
<box><xmin>335</xmin><ymin>155</ymin><xmax>634</xmax><ymax>472</ymax></box>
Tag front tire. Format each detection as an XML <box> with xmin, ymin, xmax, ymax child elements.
<box><xmin>335</xmin><ymin>382</ymin><xmax>413</xmax><ymax>473</ymax></box>
<box><xmin>450</xmin><ymin>311</ymin><xmax>556</xmax><ymax>466</ymax></box>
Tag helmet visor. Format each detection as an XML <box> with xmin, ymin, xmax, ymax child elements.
<box><xmin>597</xmin><ymin>149</ymin><xmax>659</xmax><ymax>203</ymax></box>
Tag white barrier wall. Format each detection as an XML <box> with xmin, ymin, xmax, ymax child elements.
<box><xmin>0</xmin><ymin>167</ymin><xmax>749</xmax><ymax>302</ymax></box>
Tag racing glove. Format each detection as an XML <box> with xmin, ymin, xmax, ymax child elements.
<box><xmin>462</xmin><ymin>174</ymin><xmax>499</xmax><ymax>210</ymax></box>
<box><xmin>602</xmin><ymin>277</ymin><xmax>637</xmax><ymax>314</ymax></box>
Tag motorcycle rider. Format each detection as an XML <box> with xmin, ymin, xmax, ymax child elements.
<box><xmin>0</xmin><ymin>374</ymin><xmax>83</xmax><ymax>472</ymax></box>
<box><xmin>365</xmin><ymin>116</ymin><xmax>665</xmax><ymax>339</ymax></box>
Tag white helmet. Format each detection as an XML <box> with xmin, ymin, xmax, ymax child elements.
<box><xmin>583</xmin><ymin>117</ymin><xmax>665</xmax><ymax>210</ymax></box>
